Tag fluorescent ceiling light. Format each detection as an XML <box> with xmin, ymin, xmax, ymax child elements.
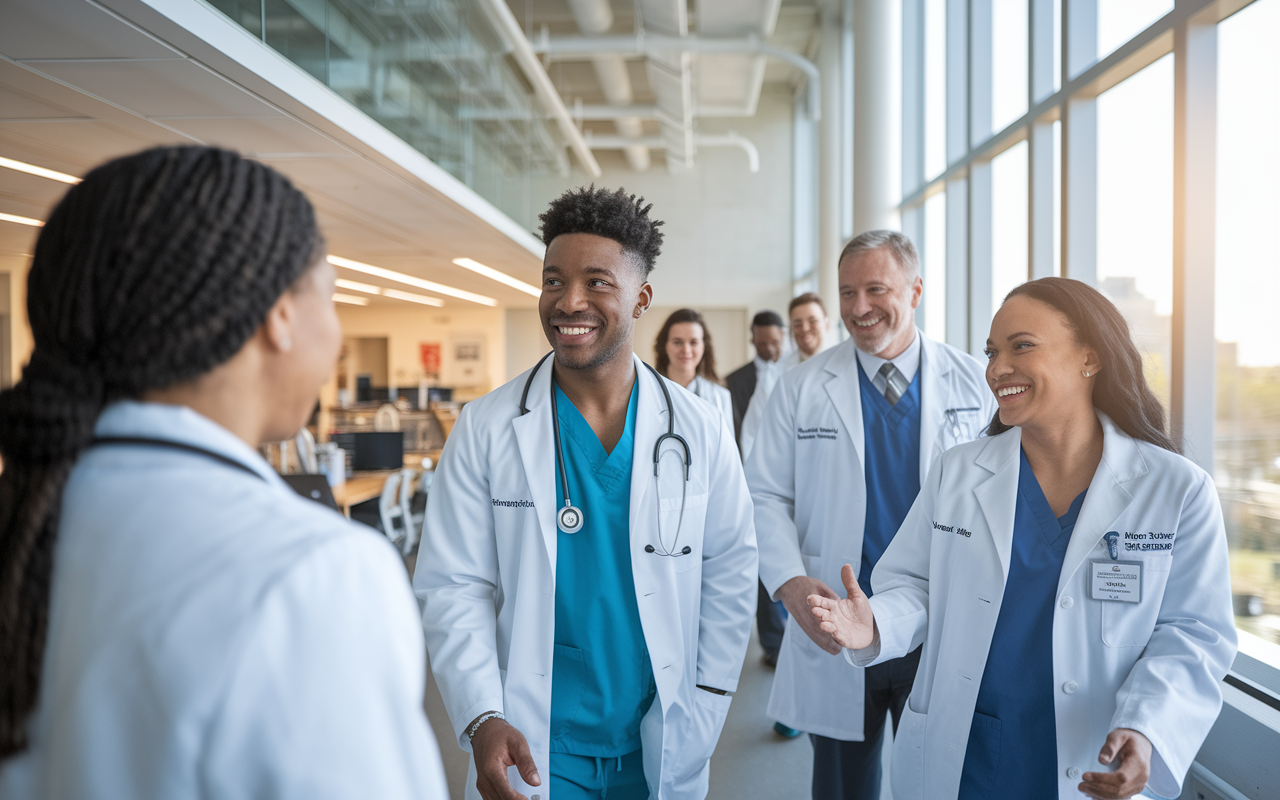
<box><xmin>328</xmin><ymin>254</ymin><xmax>496</xmax><ymax>307</ymax></box>
<box><xmin>0</xmin><ymin>156</ymin><xmax>81</xmax><ymax>185</ymax></box>
<box><xmin>0</xmin><ymin>211</ymin><xmax>43</xmax><ymax>227</ymax></box>
<box><xmin>335</xmin><ymin>278</ymin><xmax>382</xmax><ymax>295</ymax></box>
<box><xmin>334</xmin><ymin>277</ymin><xmax>444</xmax><ymax>307</ymax></box>
<box><xmin>452</xmin><ymin>257</ymin><xmax>541</xmax><ymax>297</ymax></box>
<box><xmin>383</xmin><ymin>288</ymin><xmax>445</xmax><ymax>307</ymax></box>
<box><xmin>332</xmin><ymin>293</ymin><xmax>370</xmax><ymax>306</ymax></box>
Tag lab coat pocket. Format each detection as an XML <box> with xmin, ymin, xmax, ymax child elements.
<box><xmin>890</xmin><ymin>701</ymin><xmax>928</xmax><ymax>800</ymax></box>
<box><xmin>1101</xmin><ymin>564</ymin><xmax>1167</xmax><ymax>648</ymax></box>
<box><xmin>658</xmin><ymin>492</ymin><xmax>707</xmax><ymax>573</ymax></box>
<box><xmin>549</xmin><ymin>644</ymin><xmax>587</xmax><ymax>741</ymax></box>
<box><xmin>669</xmin><ymin>689</ymin><xmax>732</xmax><ymax>792</ymax></box>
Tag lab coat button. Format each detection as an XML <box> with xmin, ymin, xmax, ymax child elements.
<box><xmin>1067</xmin><ymin>767</ymin><xmax>1081</xmax><ymax>779</ymax></box>
<box><xmin>1060</xmin><ymin>596</ymin><xmax>1074</xmax><ymax>608</ymax></box>
<box><xmin>1062</xmin><ymin>680</ymin><xmax>1078</xmax><ymax>694</ymax></box>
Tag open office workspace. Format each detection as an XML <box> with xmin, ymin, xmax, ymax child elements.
<box><xmin>1</xmin><ymin>1</ymin><xmax>1279</xmax><ymax>799</ymax></box>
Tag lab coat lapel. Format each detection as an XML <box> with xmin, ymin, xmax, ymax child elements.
<box><xmin>823</xmin><ymin>341</ymin><xmax>866</xmax><ymax>471</ymax></box>
<box><xmin>511</xmin><ymin>355</ymin><xmax>559</xmax><ymax>569</ymax></box>
<box><xmin>1056</xmin><ymin>413</ymin><xmax>1144</xmax><ymax>599</ymax></box>
<box><xmin>627</xmin><ymin>356</ymin><xmax>685</xmax><ymax>709</ymax></box>
<box><xmin>918</xmin><ymin>332</ymin><xmax>949</xmax><ymax>485</ymax></box>
<box><xmin>972</xmin><ymin>430</ymin><xmax>1021</xmax><ymax>581</ymax></box>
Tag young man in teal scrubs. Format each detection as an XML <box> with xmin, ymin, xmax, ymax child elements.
<box><xmin>417</xmin><ymin>187</ymin><xmax>758</xmax><ymax>800</ymax></box>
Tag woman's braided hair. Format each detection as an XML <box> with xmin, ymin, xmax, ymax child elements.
<box><xmin>0</xmin><ymin>146</ymin><xmax>321</xmax><ymax>757</ymax></box>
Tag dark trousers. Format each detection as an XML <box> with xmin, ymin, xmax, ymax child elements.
<box><xmin>810</xmin><ymin>646</ymin><xmax>922</xmax><ymax>800</ymax></box>
<box><xmin>756</xmin><ymin>579</ymin><xmax>787</xmax><ymax>656</ymax></box>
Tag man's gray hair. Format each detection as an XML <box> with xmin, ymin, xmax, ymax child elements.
<box><xmin>839</xmin><ymin>230</ymin><xmax>920</xmax><ymax>282</ymax></box>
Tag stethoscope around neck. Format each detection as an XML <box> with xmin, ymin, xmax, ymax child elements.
<box><xmin>519</xmin><ymin>351</ymin><xmax>693</xmax><ymax>556</ymax></box>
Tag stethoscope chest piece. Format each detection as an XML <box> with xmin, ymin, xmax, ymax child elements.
<box><xmin>558</xmin><ymin>504</ymin><xmax>585</xmax><ymax>534</ymax></box>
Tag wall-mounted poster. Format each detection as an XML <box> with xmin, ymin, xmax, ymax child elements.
<box><xmin>420</xmin><ymin>342</ymin><xmax>441</xmax><ymax>378</ymax></box>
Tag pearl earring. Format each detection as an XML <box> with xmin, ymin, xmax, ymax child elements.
<box><xmin>1083</xmin><ymin>370</ymin><xmax>1090</xmax><ymax>377</ymax></box>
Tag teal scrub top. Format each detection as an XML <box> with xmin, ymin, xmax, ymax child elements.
<box><xmin>550</xmin><ymin>381</ymin><xmax>656</xmax><ymax>757</ymax></box>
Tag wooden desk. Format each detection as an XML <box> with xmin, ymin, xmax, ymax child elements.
<box><xmin>332</xmin><ymin>471</ymin><xmax>394</xmax><ymax>517</ymax></box>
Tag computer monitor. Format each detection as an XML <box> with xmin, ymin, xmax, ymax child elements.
<box><xmin>351</xmin><ymin>431</ymin><xmax>404</xmax><ymax>471</ymax></box>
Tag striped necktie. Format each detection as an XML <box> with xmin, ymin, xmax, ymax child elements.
<box><xmin>878</xmin><ymin>362</ymin><xmax>909</xmax><ymax>406</ymax></box>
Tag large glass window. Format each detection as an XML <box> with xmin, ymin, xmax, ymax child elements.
<box><xmin>1097</xmin><ymin>0</ymin><xmax>1173</xmax><ymax>61</ymax></box>
<box><xmin>924</xmin><ymin>0</ymin><xmax>947</xmax><ymax>179</ymax></box>
<box><xmin>1096</xmin><ymin>55</ymin><xmax>1173</xmax><ymax>414</ymax></box>
<box><xmin>992</xmin><ymin>0</ymin><xmax>1029</xmax><ymax>133</ymax></box>
<box><xmin>991</xmin><ymin>140</ymin><xmax>1029</xmax><ymax>309</ymax></box>
<box><xmin>923</xmin><ymin>190</ymin><xmax>947</xmax><ymax>340</ymax></box>
<box><xmin>1216</xmin><ymin>0</ymin><xmax>1280</xmax><ymax>647</ymax></box>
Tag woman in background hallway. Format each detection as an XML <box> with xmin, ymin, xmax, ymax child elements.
<box><xmin>655</xmin><ymin>307</ymin><xmax>733</xmax><ymax>428</ymax></box>
<box><xmin>810</xmin><ymin>277</ymin><xmax>1236</xmax><ymax>800</ymax></box>
<box><xmin>0</xmin><ymin>146</ymin><xmax>447</xmax><ymax>799</ymax></box>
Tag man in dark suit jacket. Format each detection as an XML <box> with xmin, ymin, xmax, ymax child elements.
<box><xmin>725</xmin><ymin>310</ymin><xmax>786</xmax><ymax>449</ymax></box>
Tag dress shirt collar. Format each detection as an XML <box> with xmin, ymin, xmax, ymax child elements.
<box><xmin>855</xmin><ymin>327</ymin><xmax>922</xmax><ymax>387</ymax></box>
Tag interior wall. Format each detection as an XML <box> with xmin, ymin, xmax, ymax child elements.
<box><xmin>634</xmin><ymin>306</ymin><xmax>749</xmax><ymax>376</ymax></box>
<box><xmin>0</xmin><ymin>258</ymin><xmax>31</xmax><ymax>386</ymax></box>
<box><xmin>529</xmin><ymin>87</ymin><xmax>798</xmax><ymax>351</ymax></box>
<box><xmin>336</xmin><ymin>303</ymin><xmax>505</xmax><ymax>401</ymax></box>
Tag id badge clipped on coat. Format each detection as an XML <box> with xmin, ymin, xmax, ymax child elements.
<box><xmin>1090</xmin><ymin>531</ymin><xmax>1142</xmax><ymax>604</ymax></box>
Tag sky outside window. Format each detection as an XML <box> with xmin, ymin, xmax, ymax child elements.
<box><xmin>992</xmin><ymin>0</ymin><xmax>1029</xmax><ymax>134</ymax></box>
<box><xmin>924</xmin><ymin>0</ymin><xmax>947</xmax><ymax>179</ymax></box>
<box><xmin>1096</xmin><ymin>54</ymin><xmax>1173</xmax><ymax>413</ymax></box>
<box><xmin>923</xmin><ymin>190</ymin><xmax>947</xmax><ymax>340</ymax></box>
<box><xmin>1098</xmin><ymin>0</ymin><xmax>1173</xmax><ymax>61</ymax></box>
<box><xmin>991</xmin><ymin>140</ymin><xmax>1029</xmax><ymax>310</ymax></box>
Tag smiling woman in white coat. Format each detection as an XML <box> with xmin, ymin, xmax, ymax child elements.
<box><xmin>416</xmin><ymin>187</ymin><xmax>757</xmax><ymax>800</ymax></box>
<box><xmin>0</xmin><ymin>147</ymin><xmax>447</xmax><ymax>799</ymax></box>
<box><xmin>811</xmin><ymin>277</ymin><xmax>1237</xmax><ymax>800</ymax></box>
<box><xmin>654</xmin><ymin>308</ymin><xmax>734</xmax><ymax>429</ymax></box>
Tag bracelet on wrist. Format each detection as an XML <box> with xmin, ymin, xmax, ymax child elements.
<box><xmin>466</xmin><ymin>710</ymin><xmax>505</xmax><ymax>742</ymax></box>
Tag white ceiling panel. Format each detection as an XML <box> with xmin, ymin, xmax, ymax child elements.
<box><xmin>28</xmin><ymin>58</ymin><xmax>281</xmax><ymax>118</ymax></box>
<box><xmin>0</xmin><ymin>0</ymin><xmax>183</xmax><ymax>60</ymax></box>
<box><xmin>155</xmin><ymin>116</ymin><xmax>353</xmax><ymax>157</ymax></box>
<box><xmin>0</xmin><ymin>222</ymin><xmax>39</xmax><ymax>259</ymax></box>
<box><xmin>0</xmin><ymin>119</ymin><xmax>178</xmax><ymax>169</ymax></box>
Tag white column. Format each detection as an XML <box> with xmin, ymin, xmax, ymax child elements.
<box><xmin>852</xmin><ymin>0</ymin><xmax>901</xmax><ymax>236</ymax></box>
<box><xmin>1171</xmin><ymin>4</ymin><xmax>1217</xmax><ymax>468</ymax></box>
<box><xmin>818</xmin><ymin>6</ymin><xmax>843</xmax><ymax>318</ymax></box>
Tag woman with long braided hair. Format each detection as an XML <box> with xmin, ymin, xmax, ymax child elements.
<box><xmin>0</xmin><ymin>146</ymin><xmax>447</xmax><ymax>798</ymax></box>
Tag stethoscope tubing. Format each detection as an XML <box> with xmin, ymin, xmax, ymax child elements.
<box><xmin>519</xmin><ymin>352</ymin><xmax>692</xmax><ymax>552</ymax></box>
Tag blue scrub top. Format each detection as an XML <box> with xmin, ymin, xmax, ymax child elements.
<box><xmin>550</xmin><ymin>381</ymin><xmax>656</xmax><ymax>757</ymax></box>
<box><xmin>857</xmin><ymin>365</ymin><xmax>922</xmax><ymax>597</ymax></box>
<box><xmin>958</xmin><ymin>448</ymin><xmax>1087</xmax><ymax>800</ymax></box>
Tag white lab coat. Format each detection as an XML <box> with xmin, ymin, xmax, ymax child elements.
<box><xmin>0</xmin><ymin>401</ymin><xmax>448</xmax><ymax>800</ymax></box>
<box><xmin>854</xmin><ymin>413</ymin><xmax>1237</xmax><ymax>799</ymax></box>
<box><xmin>746</xmin><ymin>333</ymin><xmax>996</xmax><ymax>740</ymax></box>
<box><xmin>416</xmin><ymin>354</ymin><xmax>758</xmax><ymax>800</ymax></box>
<box><xmin>687</xmin><ymin>375</ymin><xmax>733</xmax><ymax>431</ymax></box>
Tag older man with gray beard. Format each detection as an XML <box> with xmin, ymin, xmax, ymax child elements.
<box><xmin>746</xmin><ymin>230</ymin><xmax>998</xmax><ymax>800</ymax></box>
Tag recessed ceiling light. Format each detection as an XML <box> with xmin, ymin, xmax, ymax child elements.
<box><xmin>0</xmin><ymin>211</ymin><xmax>43</xmax><ymax>227</ymax></box>
<box><xmin>335</xmin><ymin>278</ymin><xmax>382</xmax><ymax>295</ymax></box>
<box><xmin>383</xmin><ymin>288</ymin><xmax>445</xmax><ymax>307</ymax></box>
<box><xmin>0</xmin><ymin>156</ymin><xmax>81</xmax><ymax>185</ymax></box>
<box><xmin>452</xmin><ymin>257</ymin><xmax>541</xmax><ymax>297</ymax></box>
<box><xmin>328</xmin><ymin>255</ymin><xmax>496</xmax><ymax>307</ymax></box>
<box><xmin>332</xmin><ymin>292</ymin><xmax>370</xmax><ymax>306</ymax></box>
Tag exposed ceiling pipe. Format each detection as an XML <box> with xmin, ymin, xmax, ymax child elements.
<box><xmin>474</xmin><ymin>0</ymin><xmax>602</xmax><ymax>177</ymax></box>
<box><xmin>585</xmin><ymin>131</ymin><xmax>761</xmax><ymax>173</ymax></box>
<box><xmin>533</xmin><ymin>32</ymin><xmax>821</xmax><ymax>120</ymax></box>
<box><xmin>565</xmin><ymin>0</ymin><xmax>650</xmax><ymax>171</ymax></box>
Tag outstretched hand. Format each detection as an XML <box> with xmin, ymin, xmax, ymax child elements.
<box><xmin>807</xmin><ymin>563</ymin><xmax>877</xmax><ymax>651</ymax></box>
<box><xmin>1079</xmin><ymin>728</ymin><xmax>1152</xmax><ymax>799</ymax></box>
